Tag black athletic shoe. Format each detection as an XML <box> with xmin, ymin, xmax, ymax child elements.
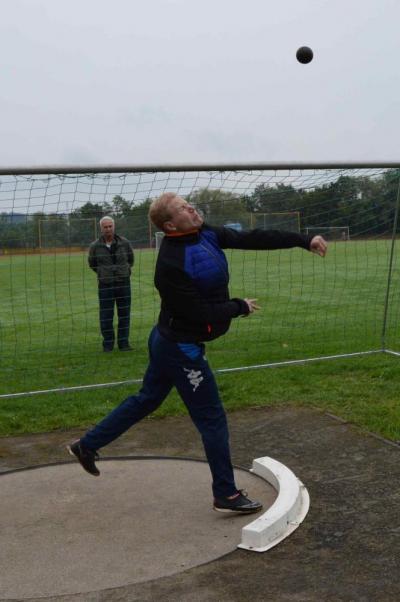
<box><xmin>119</xmin><ymin>345</ymin><xmax>133</xmax><ymax>352</ymax></box>
<box><xmin>67</xmin><ymin>440</ymin><xmax>100</xmax><ymax>476</ymax></box>
<box><xmin>213</xmin><ymin>490</ymin><xmax>263</xmax><ymax>514</ymax></box>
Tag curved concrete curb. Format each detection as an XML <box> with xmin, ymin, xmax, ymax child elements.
<box><xmin>238</xmin><ymin>456</ymin><xmax>310</xmax><ymax>553</ymax></box>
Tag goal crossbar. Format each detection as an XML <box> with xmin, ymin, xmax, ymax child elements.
<box><xmin>1</xmin><ymin>160</ymin><xmax>400</xmax><ymax>175</ymax></box>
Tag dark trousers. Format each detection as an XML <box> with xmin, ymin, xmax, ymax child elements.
<box><xmin>81</xmin><ymin>326</ymin><xmax>237</xmax><ymax>498</ymax></box>
<box><xmin>98</xmin><ymin>280</ymin><xmax>131</xmax><ymax>350</ymax></box>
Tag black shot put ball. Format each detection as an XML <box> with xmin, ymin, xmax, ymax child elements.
<box><xmin>296</xmin><ymin>46</ymin><xmax>313</xmax><ymax>64</ymax></box>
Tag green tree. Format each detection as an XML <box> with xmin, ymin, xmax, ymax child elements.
<box><xmin>186</xmin><ymin>188</ymin><xmax>249</xmax><ymax>227</ymax></box>
<box><xmin>111</xmin><ymin>195</ymin><xmax>134</xmax><ymax>218</ymax></box>
<box><xmin>251</xmin><ymin>183</ymin><xmax>301</xmax><ymax>213</ymax></box>
<box><xmin>70</xmin><ymin>202</ymin><xmax>105</xmax><ymax>220</ymax></box>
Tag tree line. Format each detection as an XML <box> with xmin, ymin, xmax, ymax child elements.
<box><xmin>1</xmin><ymin>169</ymin><xmax>399</xmax><ymax>249</ymax></box>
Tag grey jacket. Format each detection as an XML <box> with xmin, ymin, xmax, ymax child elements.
<box><xmin>88</xmin><ymin>234</ymin><xmax>134</xmax><ymax>284</ymax></box>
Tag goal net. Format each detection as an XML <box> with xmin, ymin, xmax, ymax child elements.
<box><xmin>252</xmin><ymin>211</ymin><xmax>300</xmax><ymax>232</ymax></box>
<box><xmin>305</xmin><ymin>226</ymin><xmax>350</xmax><ymax>241</ymax></box>
<box><xmin>39</xmin><ymin>217</ymin><xmax>98</xmax><ymax>248</ymax></box>
<box><xmin>1</xmin><ymin>164</ymin><xmax>399</xmax><ymax>398</ymax></box>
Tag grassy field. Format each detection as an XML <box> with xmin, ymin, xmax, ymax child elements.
<box><xmin>1</xmin><ymin>239</ymin><xmax>399</xmax><ymax>440</ymax></box>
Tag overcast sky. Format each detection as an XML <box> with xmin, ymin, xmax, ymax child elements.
<box><xmin>1</xmin><ymin>0</ymin><xmax>399</xmax><ymax>167</ymax></box>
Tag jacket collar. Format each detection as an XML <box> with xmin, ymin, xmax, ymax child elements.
<box><xmin>100</xmin><ymin>234</ymin><xmax>119</xmax><ymax>244</ymax></box>
<box><xmin>165</xmin><ymin>228</ymin><xmax>199</xmax><ymax>238</ymax></box>
<box><xmin>165</xmin><ymin>227</ymin><xmax>202</xmax><ymax>244</ymax></box>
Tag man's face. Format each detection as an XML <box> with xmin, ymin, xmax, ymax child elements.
<box><xmin>166</xmin><ymin>197</ymin><xmax>203</xmax><ymax>233</ymax></box>
<box><xmin>101</xmin><ymin>219</ymin><xmax>115</xmax><ymax>239</ymax></box>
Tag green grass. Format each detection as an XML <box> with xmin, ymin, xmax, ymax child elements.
<box><xmin>1</xmin><ymin>239</ymin><xmax>400</xmax><ymax>440</ymax></box>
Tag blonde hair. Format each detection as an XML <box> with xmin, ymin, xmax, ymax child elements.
<box><xmin>149</xmin><ymin>192</ymin><xmax>179</xmax><ymax>231</ymax></box>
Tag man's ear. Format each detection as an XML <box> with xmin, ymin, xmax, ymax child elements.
<box><xmin>163</xmin><ymin>221</ymin><xmax>177</xmax><ymax>233</ymax></box>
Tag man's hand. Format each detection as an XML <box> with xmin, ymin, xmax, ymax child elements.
<box><xmin>244</xmin><ymin>298</ymin><xmax>261</xmax><ymax>313</ymax></box>
<box><xmin>310</xmin><ymin>235</ymin><xmax>328</xmax><ymax>257</ymax></box>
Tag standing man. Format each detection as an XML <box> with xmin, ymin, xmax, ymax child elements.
<box><xmin>89</xmin><ymin>216</ymin><xmax>134</xmax><ymax>352</ymax></box>
<box><xmin>70</xmin><ymin>194</ymin><xmax>327</xmax><ymax>514</ymax></box>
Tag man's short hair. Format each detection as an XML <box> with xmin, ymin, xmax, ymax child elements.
<box><xmin>149</xmin><ymin>192</ymin><xmax>178</xmax><ymax>231</ymax></box>
<box><xmin>99</xmin><ymin>216</ymin><xmax>115</xmax><ymax>227</ymax></box>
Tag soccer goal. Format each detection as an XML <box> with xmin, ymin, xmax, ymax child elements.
<box><xmin>252</xmin><ymin>212</ymin><xmax>301</xmax><ymax>232</ymax></box>
<box><xmin>305</xmin><ymin>226</ymin><xmax>350</xmax><ymax>241</ymax></box>
<box><xmin>155</xmin><ymin>231</ymin><xmax>165</xmax><ymax>251</ymax></box>
<box><xmin>38</xmin><ymin>217</ymin><xmax>98</xmax><ymax>249</ymax></box>
<box><xmin>0</xmin><ymin>162</ymin><xmax>399</xmax><ymax>398</ymax></box>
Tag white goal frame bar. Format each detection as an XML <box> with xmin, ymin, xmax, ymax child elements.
<box><xmin>1</xmin><ymin>160</ymin><xmax>400</xmax><ymax>175</ymax></box>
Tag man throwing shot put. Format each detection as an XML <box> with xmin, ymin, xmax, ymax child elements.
<box><xmin>69</xmin><ymin>193</ymin><xmax>327</xmax><ymax>514</ymax></box>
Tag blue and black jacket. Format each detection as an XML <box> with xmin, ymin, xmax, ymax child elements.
<box><xmin>155</xmin><ymin>224</ymin><xmax>313</xmax><ymax>343</ymax></box>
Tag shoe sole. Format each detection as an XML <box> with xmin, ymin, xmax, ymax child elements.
<box><xmin>213</xmin><ymin>506</ymin><xmax>263</xmax><ymax>514</ymax></box>
<box><xmin>66</xmin><ymin>444</ymin><xmax>100</xmax><ymax>477</ymax></box>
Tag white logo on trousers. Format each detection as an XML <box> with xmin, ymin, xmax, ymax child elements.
<box><xmin>184</xmin><ymin>368</ymin><xmax>203</xmax><ymax>392</ymax></box>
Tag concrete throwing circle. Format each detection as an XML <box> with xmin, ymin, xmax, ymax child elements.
<box><xmin>0</xmin><ymin>457</ymin><xmax>276</xmax><ymax>600</ymax></box>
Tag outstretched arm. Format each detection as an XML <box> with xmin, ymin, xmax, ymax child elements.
<box><xmin>213</xmin><ymin>225</ymin><xmax>328</xmax><ymax>255</ymax></box>
<box><xmin>213</xmin><ymin>225</ymin><xmax>313</xmax><ymax>252</ymax></box>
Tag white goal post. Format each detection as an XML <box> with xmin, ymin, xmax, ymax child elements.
<box><xmin>155</xmin><ymin>231</ymin><xmax>165</xmax><ymax>250</ymax></box>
